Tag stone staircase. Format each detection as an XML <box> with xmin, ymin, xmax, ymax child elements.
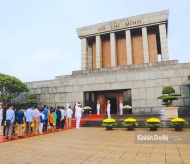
<box><xmin>79</xmin><ymin>114</ymin><xmax>190</xmax><ymax>128</ymax></box>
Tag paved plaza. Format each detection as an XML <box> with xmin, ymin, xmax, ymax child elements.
<box><xmin>1</xmin><ymin>127</ymin><xmax>190</xmax><ymax>164</ymax></box>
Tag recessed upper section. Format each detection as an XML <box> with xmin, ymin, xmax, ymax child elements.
<box><xmin>76</xmin><ymin>10</ymin><xmax>169</xmax><ymax>38</ymax></box>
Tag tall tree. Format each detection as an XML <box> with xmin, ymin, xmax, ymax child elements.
<box><xmin>0</xmin><ymin>73</ymin><xmax>29</xmax><ymax>107</ymax></box>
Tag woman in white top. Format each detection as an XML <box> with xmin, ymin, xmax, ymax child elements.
<box><xmin>66</xmin><ymin>106</ymin><xmax>73</xmax><ymax>128</ymax></box>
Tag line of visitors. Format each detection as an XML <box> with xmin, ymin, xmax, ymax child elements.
<box><xmin>0</xmin><ymin>102</ymin><xmax>84</xmax><ymax>140</ymax></box>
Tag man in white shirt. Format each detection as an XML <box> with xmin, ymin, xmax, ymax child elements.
<box><xmin>107</xmin><ymin>100</ymin><xmax>111</xmax><ymax>118</ymax></box>
<box><xmin>66</xmin><ymin>106</ymin><xmax>73</xmax><ymax>128</ymax></box>
<box><xmin>96</xmin><ymin>101</ymin><xmax>100</xmax><ymax>115</ymax></box>
<box><xmin>75</xmin><ymin>103</ymin><xmax>84</xmax><ymax>129</ymax></box>
<box><xmin>119</xmin><ymin>101</ymin><xmax>123</xmax><ymax>115</ymax></box>
<box><xmin>25</xmin><ymin>105</ymin><xmax>34</xmax><ymax>136</ymax></box>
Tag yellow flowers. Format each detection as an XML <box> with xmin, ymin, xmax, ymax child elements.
<box><xmin>170</xmin><ymin>118</ymin><xmax>189</xmax><ymax>126</ymax></box>
<box><xmin>122</xmin><ymin>118</ymin><xmax>138</xmax><ymax>127</ymax></box>
<box><xmin>124</xmin><ymin>118</ymin><xmax>137</xmax><ymax>122</ymax></box>
<box><xmin>171</xmin><ymin>118</ymin><xmax>186</xmax><ymax>123</ymax></box>
<box><xmin>102</xmin><ymin>118</ymin><xmax>117</xmax><ymax>127</ymax></box>
<box><xmin>31</xmin><ymin>123</ymin><xmax>34</xmax><ymax>127</ymax></box>
<box><xmin>103</xmin><ymin>118</ymin><xmax>116</xmax><ymax>123</ymax></box>
<box><xmin>146</xmin><ymin>118</ymin><xmax>160</xmax><ymax>123</ymax></box>
<box><xmin>145</xmin><ymin>118</ymin><xmax>162</xmax><ymax>128</ymax></box>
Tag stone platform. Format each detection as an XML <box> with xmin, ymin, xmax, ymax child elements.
<box><xmin>1</xmin><ymin>127</ymin><xmax>190</xmax><ymax>163</ymax></box>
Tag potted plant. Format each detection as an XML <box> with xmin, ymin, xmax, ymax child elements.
<box><xmin>122</xmin><ymin>118</ymin><xmax>138</xmax><ymax>131</ymax></box>
<box><xmin>123</xmin><ymin>105</ymin><xmax>132</xmax><ymax>114</ymax></box>
<box><xmin>170</xmin><ymin>118</ymin><xmax>189</xmax><ymax>131</ymax></box>
<box><xmin>102</xmin><ymin>118</ymin><xmax>117</xmax><ymax>130</ymax></box>
<box><xmin>157</xmin><ymin>86</ymin><xmax>182</xmax><ymax>119</ymax></box>
<box><xmin>145</xmin><ymin>118</ymin><xmax>162</xmax><ymax>131</ymax></box>
<box><xmin>83</xmin><ymin>106</ymin><xmax>92</xmax><ymax>115</ymax></box>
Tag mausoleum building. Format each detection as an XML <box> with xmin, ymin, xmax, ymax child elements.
<box><xmin>25</xmin><ymin>10</ymin><xmax>190</xmax><ymax>114</ymax></box>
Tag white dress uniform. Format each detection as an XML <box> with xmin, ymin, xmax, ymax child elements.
<box><xmin>75</xmin><ymin>106</ymin><xmax>84</xmax><ymax>129</ymax></box>
<box><xmin>97</xmin><ymin>103</ymin><xmax>100</xmax><ymax>115</ymax></box>
<box><xmin>119</xmin><ymin>102</ymin><xmax>123</xmax><ymax>115</ymax></box>
<box><xmin>107</xmin><ymin>102</ymin><xmax>111</xmax><ymax>118</ymax></box>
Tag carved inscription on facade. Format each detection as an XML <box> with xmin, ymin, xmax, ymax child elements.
<box><xmin>98</xmin><ymin>19</ymin><xmax>142</xmax><ymax>32</ymax></box>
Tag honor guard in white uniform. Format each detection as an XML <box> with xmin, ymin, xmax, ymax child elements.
<box><xmin>119</xmin><ymin>101</ymin><xmax>123</xmax><ymax>115</ymax></box>
<box><xmin>96</xmin><ymin>101</ymin><xmax>100</xmax><ymax>115</ymax></box>
<box><xmin>75</xmin><ymin>103</ymin><xmax>84</xmax><ymax>129</ymax></box>
<box><xmin>107</xmin><ymin>100</ymin><xmax>111</xmax><ymax>118</ymax></box>
<box><xmin>66</xmin><ymin>102</ymin><xmax>69</xmax><ymax>110</ymax></box>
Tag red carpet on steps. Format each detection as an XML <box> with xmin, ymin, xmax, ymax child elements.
<box><xmin>85</xmin><ymin>114</ymin><xmax>104</xmax><ymax>120</ymax></box>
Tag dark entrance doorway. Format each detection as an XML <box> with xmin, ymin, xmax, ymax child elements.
<box><xmin>109</xmin><ymin>98</ymin><xmax>117</xmax><ymax>114</ymax></box>
<box><xmin>84</xmin><ymin>89</ymin><xmax>132</xmax><ymax>114</ymax></box>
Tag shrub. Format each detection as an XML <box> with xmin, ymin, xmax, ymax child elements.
<box><xmin>157</xmin><ymin>86</ymin><xmax>181</xmax><ymax>107</ymax></box>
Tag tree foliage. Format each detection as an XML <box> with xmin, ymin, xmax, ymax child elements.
<box><xmin>188</xmin><ymin>74</ymin><xmax>190</xmax><ymax>81</ymax></box>
<box><xmin>0</xmin><ymin>73</ymin><xmax>29</xmax><ymax>107</ymax></box>
<box><xmin>157</xmin><ymin>86</ymin><xmax>181</xmax><ymax>107</ymax></box>
<box><xmin>26</xmin><ymin>93</ymin><xmax>37</xmax><ymax>104</ymax></box>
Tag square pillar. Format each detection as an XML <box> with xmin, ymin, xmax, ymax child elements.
<box><xmin>142</xmin><ymin>27</ymin><xmax>149</xmax><ymax>63</ymax></box>
<box><xmin>125</xmin><ymin>30</ymin><xmax>132</xmax><ymax>65</ymax></box>
<box><xmin>159</xmin><ymin>24</ymin><xmax>169</xmax><ymax>61</ymax></box>
<box><xmin>87</xmin><ymin>44</ymin><xmax>92</xmax><ymax>69</ymax></box>
<box><xmin>81</xmin><ymin>38</ymin><xmax>88</xmax><ymax>70</ymax></box>
<box><xmin>110</xmin><ymin>33</ymin><xmax>117</xmax><ymax>67</ymax></box>
<box><xmin>96</xmin><ymin>35</ymin><xmax>102</xmax><ymax>68</ymax></box>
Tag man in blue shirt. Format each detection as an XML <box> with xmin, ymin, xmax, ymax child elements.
<box><xmin>5</xmin><ymin>104</ymin><xmax>15</xmax><ymax>140</ymax></box>
<box><xmin>17</xmin><ymin>107</ymin><xmax>25</xmax><ymax>138</ymax></box>
<box><xmin>56</xmin><ymin>106</ymin><xmax>61</xmax><ymax>130</ymax></box>
<box><xmin>43</xmin><ymin>105</ymin><xmax>49</xmax><ymax>132</ymax></box>
<box><xmin>25</xmin><ymin>105</ymin><xmax>34</xmax><ymax>136</ymax></box>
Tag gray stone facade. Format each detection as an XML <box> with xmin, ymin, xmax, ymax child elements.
<box><xmin>26</xmin><ymin>60</ymin><xmax>190</xmax><ymax>114</ymax></box>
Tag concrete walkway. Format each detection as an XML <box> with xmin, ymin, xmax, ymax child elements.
<box><xmin>0</xmin><ymin>127</ymin><xmax>190</xmax><ymax>164</ymax></box>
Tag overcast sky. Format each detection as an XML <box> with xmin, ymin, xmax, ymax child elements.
<box><xmin>0</xmin><ymin>0</ymin><xmax>190</xmax><ymax>82</ymax></box>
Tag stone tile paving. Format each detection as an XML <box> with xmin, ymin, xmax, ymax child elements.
<box><xmin>0</xmin><ymin>127</ymin><xmax>190</xmax><ymax>163</ymax></box>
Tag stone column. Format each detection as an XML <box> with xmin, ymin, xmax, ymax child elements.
<box><xmin>159</xmin><ymin>24</ymin><xmax>168</xmax><ymax>61</ymax></box>
<box><xmin>87</xmin><ymin>44</ymin><xmax>92</xmax><ymax>69</ymax></box>
<box><xmin>125</xmin><ymin>30</ymin><xmax>132</xmax><ymax>65</ymax></box>
<box><xmin>110</xmin><ymin>33</ymin><xmax>117</xmax><ymax>67</ymax></box>
<box><xmin>81</xmin><ymin>38</ymin><xmax>88</xmax><ymax>70</ymax></box>
<box><xmin>142</xmin><ymin>27</ymin><xmax>149</xmax><ymax>63</ymax></box>
<box><xmin>96</xmin><ymin>35</ymin><xmax>102</xmax><ymax>68</ymax></box>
